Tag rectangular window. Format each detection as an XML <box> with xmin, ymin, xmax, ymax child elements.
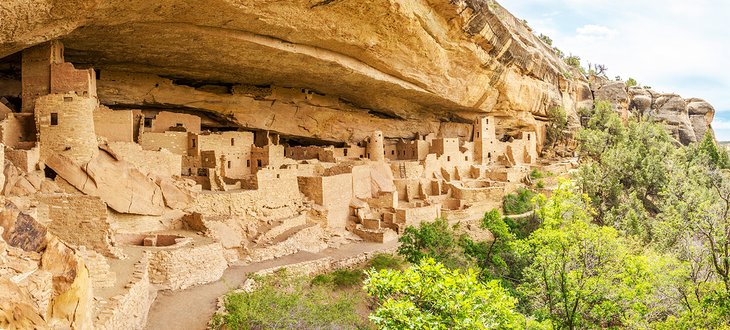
<box><xmin>447</xmin><ymin>156</ymin><xmax>451</xmax><ymax>161</ymax></box>
<box><xmin>257</xmin><ymin>160</ymin><xmax>262</xmax><ymax>168</ymax></box>
<box><xmin>231</xmin><ymin>138</ymin><xmax>235</xmax><ymax>146</ymax></box>
<box><xmin>343</xmin><ymin>149</ymin><xmax>348</xmax><ymax>156</ymax></box>
<box><xmin>191</xmin><ymin>138</ymin><xmax>196</xmax><ymax>148</ymax></box>
<box><xmin>392</xmin><ymin>150</ymin><xmax>395</xmax><ymax>155</ymax></box>
<box><xmin>476</xmin><ymin>132</ymin><xmax>480</xmax><ymax>138</ymax></box>
<box><xmin>247</xmin><ymin>160</ymin><xmax>250</xmax><ymax>167</ymax></box>
<box><xmin>144</xmin><ymin>118</ymin><xmax>152</xmax><ymax>128</ymax></box>
<box><xmin>50</xmin><ymin>113</ymin><xmax>58</xmax><ymax>126</ymax></box>
<box><xmin>227</xmin><ymin>161</ymin><xmax>231</xmax><ymax>168</ymax></box>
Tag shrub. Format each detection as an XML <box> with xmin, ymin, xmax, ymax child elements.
<box><xmin>546</xmin><ymin>107</ymin><xmax>568</xmax><ymax>147</ymax></box>
<box><xmin>538</xmin><ymin>33</ymin><xmax>553</xmax><ymax>46</ymax></box>
<box><xmin>503</xmin><ymin>188</ymin><xmax>537</xmax><ymax>215</ymax></box>
<box><xmin>530</xmin><ymin>169</ymin><xmax>553</xmax><ymax>179</ymax></box>
<box><xmin>536</xmin><ymin>180</ymin><xmax>545</xmax><ymax>189</ymax></box>
<box><xmin>212</xmin><ymin>274</ymin><xmax>363</xmax><ymax>329</ymax></box>
<box><xmin>626</xmin><ymin>77</ymin><xmax>638</xmax><ymax>87</ymax></box>
<box><xmin>564</xmin><ymin>55</ymin><xmax>581</xmax><ymax>68</ymax></box>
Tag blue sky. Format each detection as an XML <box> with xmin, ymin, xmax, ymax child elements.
<box><xmin>500</xmin><ymin>0</ymin><xmax>730</xmax><ymax>140</ymax></box>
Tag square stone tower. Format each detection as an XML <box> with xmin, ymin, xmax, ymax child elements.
<box><xmin>473</xmin><ymin>116</ymin><xmax>496</xmax><ymax>164</ymax></box>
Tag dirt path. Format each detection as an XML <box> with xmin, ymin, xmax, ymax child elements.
<box><xmin>144</xmin><ymin>241</ymin><xmax>398</xmax><ymax>330</ymax></box>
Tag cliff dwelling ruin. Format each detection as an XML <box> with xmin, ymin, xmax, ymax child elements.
<box><xmin>0</xmin><ymin>0</ymin><xmax>715</xmax><ymax>328</ymax></box>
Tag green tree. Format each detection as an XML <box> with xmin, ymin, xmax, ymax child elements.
<box><xmin>626</xmin><ymin>77</ymin><xmax>638</xmax><ymax>87</ymax></box>
<box><xmin>697</xmin><ymin>131</ymin><xmax>730</xmax><ymax>169</ymax></box>
<box><xmin>397</xmin><ymin>218</ymin><xmax>470</xmax><ymax>269</ymax></box>
<box><xmin>520</xmin><ymin>182</ymin><xmax>685</xmax><ymax>329</ymax></box>
<box><xmin>564</xmin><ymin>55</ymin><xmax>581</xmax><ymax>68</ymax></box>
<box><xmin>538</xmin><ymin>33</ymin><xmax>553</xmax><ymax>46</ymax></box>
<box><xmin>545</xmin><ymin>106</ymin><xmax>568</xmax><ymax>148</ymax></box>
<box><xmin>364</xmin><ymin>259</ymin><xmax>526</xmax><ymax>329</ymax></box>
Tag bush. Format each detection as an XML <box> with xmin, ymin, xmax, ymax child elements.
<box><xmin>626</xmin><ymin>77</ymin><xmax>638</xmax><ymax>87</ymax></box>
<box><xmin>397</xmin><ymin>218</ymin><xmax>470</xmax><ymax>269</ymax></box>
<box><xmin>503</xmin><ymin>188</ymin><xmax>537</xmax><ymax>215</ymax></box>
<box><xmin>530</xmin><ymin>169</ymin><xmax>553</xmax><ymax>179</ymax></box>
<box><xmin>546</xmin><ymin>107</ymin><xmax>568</xmax><ymax>147</ymax></box>
<box><xmin>536</xmin><ymin>180</ymin><xmax>545</xmax><ymax>189</ymax></box>
<box><xmin>564</xmin><ymin>55</ymin><xmax>581</xmax><ymax>68</ymax></box>
<box><xmin>212</xmin><ymin>273</ymin><xmax>364</xmax><ymax>329</ymax></box>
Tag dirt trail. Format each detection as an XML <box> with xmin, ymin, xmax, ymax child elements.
<box><xmin>144</xmin><ymin>241</ymin><xmax>397</xmax><ymax>330</ymax></box>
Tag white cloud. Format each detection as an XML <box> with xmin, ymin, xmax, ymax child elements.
<box><xmin>502</xmin><ymin>0</ymin><xmax>730</xmax><ymax>116</ymax></box>
<box><xmin>575</xmin><ymin>24</ymin><xmax>617</xmax><ymax>40</ymax></box>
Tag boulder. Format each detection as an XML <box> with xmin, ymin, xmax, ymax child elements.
<box><xmin>650</xmin><ymin>94</ymin><xmax>697</xmax><ymax>144</ymax></box>
<box><xmin>0</xmin><ymin>202</ymin><xmax>47</xmax><ymax>253</ymax></box>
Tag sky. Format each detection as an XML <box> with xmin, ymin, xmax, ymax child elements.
<box><xmin>500</xmin><ymin>0</ymin><xmax>730</xmax><ymax>140</ymax></box>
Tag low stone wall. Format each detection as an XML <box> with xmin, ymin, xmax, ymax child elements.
<box><xmin>148</xmin><ymin>241</ymin><xmax>228</xmax><ymax>290</ymax></box>
<box><xmin>95</xmin><ymin>253</ymin><xmax>152</xmax><ymax>330</ymax></box>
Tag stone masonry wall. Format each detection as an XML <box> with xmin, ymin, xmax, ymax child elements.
<box><xmin>95</xmin><ymin>253</ymin><xmax>151</xmax><ymax>330</ymax></box>
<box><xmin>94</xmin><ymin>106</ymin><xmax>134</xmax><ymax>143</ymax></box>
<box><xmin>107</xmin><ymin>141</ymin><xmax>181</xmax><ymax>177</ymax></box>
<box><xmin>39</xmin><ymin>195</ymin><xmax>123</xmax><ymax>258</ymax></box>
<box><xmin>138</xmin><ymin>131</ymin><xmax>188</xmax><ymax>155</ymax></box>
<box><xmin>148</xmin><ymin>241</ymin><xmax>227</xmax><ymax>290</ymax></box>
<box><xmin>35</xmin><ymin>93</ymin><xmax>98</xmax><ymax>164</ymax></box>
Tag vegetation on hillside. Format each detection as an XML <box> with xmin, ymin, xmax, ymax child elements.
<box><xmin>366</xmin><ymin>101</ymin><xmax>730</xmax><ymax>329</ymax></box>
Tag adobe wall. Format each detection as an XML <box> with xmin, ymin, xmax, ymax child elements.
<box><xmin>285</xmin><ymin>145</ymin><xmax>336</xmax><ymax>162</ymax></box>
<box><xmin>4</xmin><ymin>146</ymin><xmax>40</xmax><ymax>173</ymax></box>
<box><xmin>21</xmin><ymin>41</ymin><xmax>63</xmax><ymax>113</ymax></box>
<box><xmin>367</xmin><ymin>131</ymin><xmax>385</xmax><ymax>161</ymax></box>
<box><xmin>148</xmin><ymin>111</ymin><xmax>201</xmax><ymax>134</ymax></box>
<box><xmin>38</xmin><ymin>195</ymin><xmax>123</xmax><ymax>258</ymax></box>
<box><xmin>0</xmin><ymin>113</ymin><xmax>36</xmax><ymax>148</ymax></box>
<box><xmin>395</xmin><ymin>139</ymin><xmax>430</xmax><ymax>161</ymax></box>
<box><xmin>190</xmin><ymin>131</ymin><xmax>253</xmax><ymax>156</ymax></box>
<box><xmin>220</xmin><ymin>152</ymin><xmax>251</xmax><ymax>179</ymax></box>
<box><xmin>298</xmin><ymin>173</ymin><xmax>353</xmax><ymax>228</ymax></box>
<box><xmin>250</xmin><ymin>144</ymin><xmax>286</xmax><ymax>173</ymax></box>
<box><xmin>94</xmin><ymin>254</ymin><xmax>151</xmax><ymax>330</ymax></box>
<box><xmin>148</xmin><ymin>240</ymin><xmax>228</xmax><ymax>290</ymax></box>
<box><xmin>449</xmin><ymin>183</ymin><xmax>505</xmax><ymax>203</ymax></box>
<box><xmin>394</xmin><ymin>204</ymin><xmax>440</xmax><ymax>226</ymax></box>
<box><xmin>107</xmin><ymin>142</ymin><xmax>182</xmax><ymax>177</ymax></box>
<box><xmin>35</xmin><ymin>93</ymin><xmax>98</xmax><ymax>164</ymax></box>
<box><xmin>331</xmin><ymin>145</ymin><xmax>365</xmax><ymax>160</ymax></box>
<box><xmin>94</xmin><ymin>106</ymin><xmax>134</xmax><ymax>143</ymax></box>
<box><xmin>138</xmin><ymin>131</ymin><xmax>188</xmax><ymax>155</ymax></box>
<box><xmin>256</xmin><ymin>167</ymin><xmax>300</xmax><ymax>202</ymax></box>
<box><xmin>430</xmin><ymin>138</ymin><xmax>460</xmax><ymax>155</ymax></box>
<box><xmin>49</xmin><ymin>62</ymin><xmax>96</xmax><ymax>98</ymax></box>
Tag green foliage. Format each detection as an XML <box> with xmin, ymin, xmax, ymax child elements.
<box><xmin>535</xmin><ymin>180</ymin><xmax>545</xmax><ymax>189</ymax></box>
<box><xmin>212</xmin><ymin>273</ymin><xmax>363</xmax><ymax>329</ymax></box>
<box><xmin>537</xmin><ymin>33</ymin><xmax>553</xmax><ymax>46</ymax></box>
<box><xmin>397</xmin><ymin>218</ymin><xmax>470</xmax><ymax>269</ymax></box>
<box><xmin>626</xmin><ymin>77</ymin><xmax>638</xmax><ymax>87</ymax></box>
<box><xmin>520</xmin><ymin>182</ymin><xmax>687</xmax><ymax>329</ymax></box>
<box><xmin>697</xmin><ymin>131</ymin><xmax>730</xmax><ymax>169</ymax></box>
<box><xmin>503</xmin><ymin>188</ymin><xmax>537</xmax><ymax>215</ymax></box>
<box><xmin>364</xmin><ymin>259</ymin><xmax>526</xmax><ymax>329</ymax></box>
<box><xmin>529</xmin><ymin>169</ymin><xmax>552</xmax><ymax>179</ymax></box>
<box><xmin>576</xmin><ymin>100</ymin><xmax>674</xmax><ymax>237</ymax></box>
<box><xmin>564</xmin><ymin>55</ymin><xmax>581</xmax><ymax>68</ymax></box>
<box><xmin>545</xmin><ymin>106</ymin><xmax>569</xmax><ymax>147</ymax></box>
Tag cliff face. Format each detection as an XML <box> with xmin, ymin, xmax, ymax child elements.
<box><xmin>0</xmin><ymin>0</ymin><xmax>712</xmax><ymax>144</ymax></box>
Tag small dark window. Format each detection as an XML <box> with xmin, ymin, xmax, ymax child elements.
<box><xmin>486</xmin><ymin>119</ymin><xmax>489</xmax><ymax>124</ymax></box>
<box><xmin>191</xmin><ymin>138</ymin><xmax>196</xmax><ymax>148</ymax></box>
<box><xmin>227</xmin><ymin>161</ymin><xmax>231</xmax><ymax>168</ymax></box>
<box><xmin>276</xmin><ymin>174</ymin><xmax>280</xmax><ymax>179</ymax></box>
<box><xmin>176</xmin><ymin>123</ymin><xmax>183</xmax><ymax>127</ymax></box>
<box><xmin>476</xmin><ymin>132</ymin><xmax>480</xmax><ymax>138</ymax></box>
<box><xmin>343</xmin><ymin>149</ymin><xmax>348</xmax><ymax>156</ymax></box>
<box><xmin>465</xmin><ymin>156</ymin><xmax>468</xmax><ymax>161</ymax></box>
<box><xmin>257</xmin><ymin>160</ymin><xmax>262</xmax><ymax>168</ymax></box>
<box><xmin>144</xmin><ymin>118</ymin><xmax>152</xmax><ymax>128</ymax></box>
<box><xmin>247</xmin><ymin>160</ymin><xmax>250</xmax><ymax>167</ymax></box>
<box><xmin>231</xmin><ymin>138</ymin><xmax>235</xmax><ymax>146</ymax></box>
<box><xmin>50</xmin><ymin>113</ymin><xmax>58</xmax><ymax>126</ymax></box>
<box><xmin>63</xmin><ymin>96</ymin><xmax>73</xmax><ymax>102</ymax></box>
<box><xmin>447</xmin><ymin>156</ymin><xmax>451</xmax><ymax>161</ymax></box>
<box><xmin>527</xmin><ymin>134</ymin><xmax>531</xmax><ymax>141</ymax></box>
<box><xmin>488</xmin><ymin>152</ymin><xmax>492</xmax><ymax>158</ymax></box>
<box><xmin>391</xmin><ymin>150</ymin><xmax>395</xmax><ymax>155</ymax></box>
